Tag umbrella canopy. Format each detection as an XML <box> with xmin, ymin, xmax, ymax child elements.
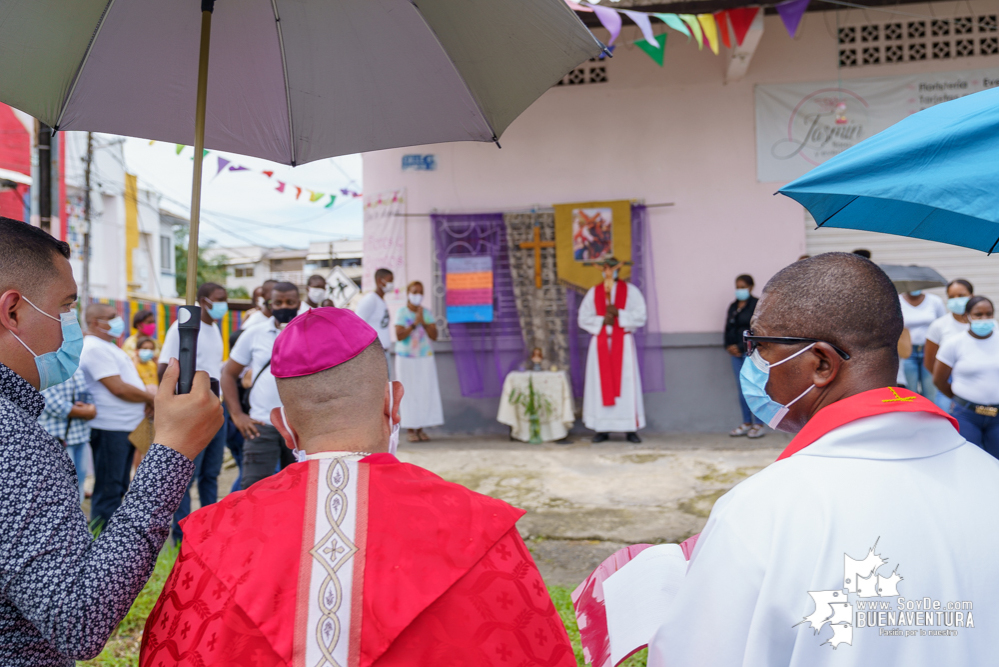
<box><xmin>878</xmin><ymin>264</ymin><xmax>947</xmax><ymax>295</ymax></box>
<box><xmin>779</xmin><ymin>87</ymin><xmax>999</xmax><ymax>254</ymax></box>
<box><xmin>0</xmin><ymin>0</ymin><xmax>602</xmax><ymax>165</ymax></box>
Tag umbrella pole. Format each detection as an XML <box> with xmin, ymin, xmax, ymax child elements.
<box><xmin>178</xmin><ymin>0</ymin><xmax>214</xmax><ymax>394</ymax></box>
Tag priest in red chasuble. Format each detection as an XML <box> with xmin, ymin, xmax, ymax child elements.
<box><xmin>139</xmin><ymin>308</ymin><xmax>574</xmax><ymax>667</ymax></box>
<box><xmin>578</xmin><ymin>256</ymin><xmax>648</xmax><ymax>443</ymax></box>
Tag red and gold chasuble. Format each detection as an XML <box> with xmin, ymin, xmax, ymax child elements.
<box><xmin>140</xmin><ymin>454</ymin><xmax>574</xmax><ymax>667</ymax></box>
<box><xmin>593</xmin><ymin>281</ymin><xmax>628</xmax><ymax>407</ymax></box>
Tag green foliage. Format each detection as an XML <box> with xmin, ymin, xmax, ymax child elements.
<box><xmin>228</xmin><ymin>286</ymin><xmax>250</xmax><ymax>299</ymax></box>
<box><xmin>549</xmin><ymin>584</ymin><xmax>648</xmax><ymax>667</ymax></box>
<box><xmin>174</xmin><ymin>227</ymin><xmax>230</xmax><ymax>298</ymax></box>
<box><xmin>77</xmin><ymin>546</ymin><xmax>179</xmax><ymax>666</ymax></box>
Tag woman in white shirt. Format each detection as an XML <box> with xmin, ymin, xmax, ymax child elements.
<box><xmin>923</xmin><ymin>279</ymin><xmax>973</xmax><ymax>412</ymax></box>
<box><xmin>933</xmin><ymin>295</ymin><xmax>999</xmax><ymax>458</ymax></box>
<box><xmin>899</xmin><ymin>289</ymin><xmax>946</xmax><ymax>398</ymax></box>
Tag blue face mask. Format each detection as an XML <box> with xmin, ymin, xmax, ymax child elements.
<box><xmin>739</xmin><ymin>344</ymin><xmax>817</xmax><ymax>429</ymax></box>
<box><xmin>735</xmin><ymin>288</ymin><xmax>751</xmax><ymax>301</ymax></box>
<box><xmin>138</xmin><ymin>349</ymin><xmax>155</xmax><ymax>363</ymax></box>
<box><xmin>948</xmin><ymin>296</ymin><xmax>970</xmax><ymax>315</ymax></box>
<box><xmin>205</xmin><ymin>299</ymin><xmax>229</xmax><ymax>321</ymax></box>
<box><xmin>10</xmin><ymin>296</ymin><xmax>84</xmax><ymax>390</ymax></box>
<box><xmin>105</xmin><ymin>316</ymin><xmax>125</xmax><ymax>338</ymax></box>
<box><xmin>910</xmin><ymin>290</ymin><xmax>922</xmax><ymax>297</ymax></box>
<box><xmin>970</xmin><ymin>319</ymin><xmax>996</xmax><ymax>336</ymax></box>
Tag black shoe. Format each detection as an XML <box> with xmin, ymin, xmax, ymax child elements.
<box><xmin>626</xmin><ymin>432</ymin><xmax>642</xmax><ymax>444</ymax></box>
<box><xmin>592</xmin><ymin>432</ymin><xmax>610</xmax><ymax>443</ymax></box>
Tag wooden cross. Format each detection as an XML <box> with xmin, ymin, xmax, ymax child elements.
<box><xmin>519</xmin><ymin>224</ymin><xmax>556</xmax><ymax>289</ymax></box>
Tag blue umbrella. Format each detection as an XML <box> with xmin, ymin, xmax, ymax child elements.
<box><xmin>779</xmin><ymin>86</ymin><xmax>999</xmax><ymax>253</ymax></box>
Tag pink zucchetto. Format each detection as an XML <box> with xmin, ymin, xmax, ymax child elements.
<box><xmin>271</xmin><ymin>307</ymin><xmax>377</xmax><ymax>378</ymax></box>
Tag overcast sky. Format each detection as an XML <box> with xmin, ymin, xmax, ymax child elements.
<box><xmin>121</xmin><ymin>138</ymin><xmax>363</xmax><ymax>250</ymax></box>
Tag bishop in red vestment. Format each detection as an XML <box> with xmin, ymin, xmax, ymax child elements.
<box><xmin>139</xmin><ymin>308</ymin><xmax>574</xmax><ymax>667</ymax></box>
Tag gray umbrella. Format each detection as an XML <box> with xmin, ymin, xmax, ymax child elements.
<box><xmin>879</xmin><ymin>264</ymin><xmax>948</xmax><ymax>294</ymax></box>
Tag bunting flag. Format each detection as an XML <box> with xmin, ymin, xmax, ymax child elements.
<box><xmin>698</xmin><ymin>14</ymin><xmax>719</xmax><ymax>55</ymax></box>
<box><xmin>591</xmin><ymin>4</ymin><xmax>622</xmax><ymax>45</ymax></box>
<box><xmin>309</xmin><ymin>190</ymin><xmax>324</xmax><ymax>203</ymax></box>
<box><xmin>228</xmin><ymin>165</ymin><xmax>250</xmax><ymax>172</ymax></box>
<box><xmin>262</xmin><ymin>170</ymin><xmax>274</xmax><ymax>178</ymax></box>
<box><xmin>216</xmin><ymin>157</ymin><xmax>230</xmax><ymax>176</ymax></box>
<box><xmin>727</xmin><ymin>6</ymin><xmax>760</xmax><ymax>46</ymax></box>
<box><xmin>564</xmin><ymin>0</ymin><xmax>593</xmax><ymax>11</ymax></box>
<box><xmin>621</xmin><ymin>9</ymin><xmax>657</xmax><ymax>46</ymax></box>
<box><xmin>776</xmin><ymin>0</ymin><xmax>809</xmax><ymax>38</ymax></box>
<box><xmin>325</xmin><ymin>195</ymin><xmax>337</xmax><ymax>208</ymax></box>
<box><xmin>276</xmin><ymin>181</ymin><xmax>286</xmax><ymax>193</ymax></box>
<box><xmin>655</xmin><ymin>13</ymin><xmax>691</xmax><ymax>40</ymax></box>
<box><xmin>635</xmin><ymin>33</ymin><xmax>667</xmax><ymax>66</ymax></box>
<box><xmin>175</xmin><ymin>144</ymin><xmax>184</xmax><ymax>155</ymax></box>
<box><xmin>714</xmin><ymin>11</ymin><xmax>732</xmax><ymax>49</ymax></box>
<box><xmin>679</xmin><ymin>14</ymin><xmax>703</xmax><ymax>49</ymax></box>
<box><xmin>294</xmin><ymin>186</ymin><xmax>303</xmax><ymax>200</ymax></box>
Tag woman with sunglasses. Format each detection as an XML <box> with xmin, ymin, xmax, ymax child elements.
<box><xmin>933</xmin><ymin>296</ymin><xmax>999</xmax><ymax>457</ymax></box>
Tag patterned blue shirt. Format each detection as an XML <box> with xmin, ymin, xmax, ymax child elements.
<box><xmin>37</xmin><ymin>370</ymin><xmax>93</xmax><ymax>447</ymax></box>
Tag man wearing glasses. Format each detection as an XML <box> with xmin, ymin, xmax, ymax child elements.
<box><xmin>647</xmin><ymin>252</ymin><xmax>999</xmax><ymax>665</ymax></box>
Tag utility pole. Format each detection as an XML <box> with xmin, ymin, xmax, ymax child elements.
<box><xmin>37</xmin><ymin>123</ymin><xmax>52</xmax><ymax>233</ymax></box>
<box><xmin>80</xmin><ymin>132</ymin><xmax>93</xmax><ymax>312</ymax></box>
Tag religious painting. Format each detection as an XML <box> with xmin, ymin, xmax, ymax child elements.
<box><xmin>571</xmin><ymin>208</ymin><xmax>613</xmax><ymax>262</ymax></box>
<box><xmin>554</xmin><ymin>200</ymin><xmax>631</xmax><ymax>291</ymax></box>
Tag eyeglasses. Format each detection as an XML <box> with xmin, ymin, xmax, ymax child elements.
<box><xmin>743</xmin><ymin>330</ymin><xmax>851</xmax><ymax>360</ymax></box>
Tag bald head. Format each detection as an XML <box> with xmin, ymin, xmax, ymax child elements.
<box><xmin>754</xmin><ymin>252</ymin><xmax>902</xmax><ymax>374</ymax></box>
<box><xmin>85</xmin><ymin>303</ymin><xmax>115</xmax><ymax>326</ymax></box>
<box><xmin>275</xmin><ymin>341</ymin><xmax>389</xmax><ymax>441</ymax></box>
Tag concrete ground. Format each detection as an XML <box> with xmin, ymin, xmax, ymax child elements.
<box><xmin>85</xmin><ymin>431</ymin><xmax>789</xmax><ymax>590</ymax></box>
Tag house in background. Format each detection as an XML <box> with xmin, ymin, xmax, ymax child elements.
<box><xmin>207</xmin><ymin>239</ymin><xmax>363</xmax><ymax>296</ymax></box>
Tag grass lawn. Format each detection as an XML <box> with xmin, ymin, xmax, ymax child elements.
<box><xmin>80</xmin><ymin>549</ymin><xmax>646</xmax><ymax>667</ymax></box>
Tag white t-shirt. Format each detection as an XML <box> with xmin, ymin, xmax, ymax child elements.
<box><xmin>925</xmin><ymin>313</ymin><xmax>969</xmax><ymax>346</ymax></box>
<box><xmin>241</xmin><ymin>309</ymin><xmax>269</xmax><ymax>330</ymax></box>
<box><xmin>79</xmin><ymin>335</ymin><xmax>147</xmax><ymax>432</ymax></box>
<box><xmin>936</xmin><ymin>331</ymin><xmax>999</xmax><ymax>405</ymax></box>
<box><xmin>356</xmin><ymin>292</ymin><xmax>391</xmax><ymax>349</ymax></box>
<box><xmin>160</xmin><ymin>319</ymin><xmax>224</xmax><ymax>379</ymax></box>
<box><xmin>229</xmin><ymin>318</ymin><xmax>282</xmax><ymax>424</ymax></box>
<box><xmin>899</xmin><ymin>294</ymin><xmax>946</xmax><ymax>346</ymax></box>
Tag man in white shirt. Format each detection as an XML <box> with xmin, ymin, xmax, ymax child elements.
<box><xmin>79</xmin><ymin>303</ymin><xmax>154</xmax><ymax>529</ymax></box>
<box><xmin>304</xmin><ymin>274</ymin><xmax>327</xmax><ymax>309</ymax></box>
<box><xmin>356</xmin><ymin>268</ymin><xmax>394</xmax><ymax>376</ymax></box>
<box><xmin>241</xmin><ymin>279</ymin><xmax>276</xmax><ymax>330</ymax></box>
<box><xmin>646</xmin><ymin>253</ymin><xmax>999</xmax><ymax>666</ymax></box>
<box><xmin>221</xmin><ymin>282</ymin><xmax>301</xmax><ymax>490</ymax></box>
<box><xmin>158</xmin><ymin>282</ymin><xmax>227</xmax><ymax>540</ymax></box>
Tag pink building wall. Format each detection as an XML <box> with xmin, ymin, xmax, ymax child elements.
<box><xmin>363</xmin><ymin>1</ymin><xmax>999</xmax><ymax>335</ymax></box>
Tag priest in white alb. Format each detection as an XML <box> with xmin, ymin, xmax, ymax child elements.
<box><xmin>578</xmin><ymin>256</ymin><xmax>647</xmax><ymax>443</ymax></box>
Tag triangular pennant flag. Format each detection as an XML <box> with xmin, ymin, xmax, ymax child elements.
<box><xmin>276</xmin><ymin>181</ymin><xmax>286</xmax><ymax>193</ymax></box>
<box><xmin>294</xmin><ymin>186</ymin><xmax>303</xmax><ymax>200</ymax></box>
<box><xmin>698</xmin><ymin>14</ymin><xmax>719</xmax><ymax>54</ymax></box>
<box><xmin>679</xmin><ymin>15</ymin><xmax>703</xmax><ymax>49</ymax></box>
<box><xmin>591</xmin><ymin>5</ymin><xmax>622</xmax><ymax>45</ymax></box>
<box><xmin>714</xmin><ymin>11</ymin><xmax>732</xmax><ymax>49</ymax></box>
<box><xmin>564</xmin><ymin>0</ymin><xmax>592</xmax><ymax>11</ymax></box>
<box><xmin>262</xmin><ymin>170</ymin><xmax>274</xmax><ymax>178</ymax></box>
<box><xmin>309</xmin><ymin>190</ymin><xmax>324</xmax><ymax>203</ymax></box>
<box><xmin>635</xmin><ymin>33</ymin><xmax>667</xmax><ymax>66</ymax></box>
<box><xmin>621</xmin><ymin>9</ymin><xmax>657</xmax><ymax>46</ymax></box>
<box><xmin>148</xmin><ymin>140</ymin><xmax>156</xmax><ymax>146</ymax></box>
<box><xmin>216</xmin><ymin>157</ymin><xmax>230</xmax><ymax>176</ymax></box>
<box><xmin>776</xmin><ymin>0</ymin><xmax>809</xmax><ymax>38</ymax></box>
<box><xmin>654</xmin><ymin>13</ymin><xmax>691</xmax><ymax>40</ymax></box>
<box><xmin>727</xmin><ymin>7</ymin><xmax>760</xmax><ymax>46</ymax></box>
<box><xmin>203</xmin><ymin>149</ymin><xmax>209</xmax><ymax>158</ymax></box>
<box><xmin>228</xmin><ymin>165</ymin><xmax>250</xmax><ymax>172</ymax></box>
<box><xmin>175</xmin><ymin>144</ymin><xmax>185</xmax><ymax>155</ymax></box>
<box><xmin>325</xmin><ymin>195</ymin><xmax>337</xmax><ymax>208</ymax></box>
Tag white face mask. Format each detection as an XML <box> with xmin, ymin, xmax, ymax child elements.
<box><xmin>278</xmin><ymin>406</ymin><xmax>307</xmax><ymax>463</ymax></box>
<box><xmin>382</xmin><ymin>281</ymin><xmax>394</xmax><ymax>293</ymax></box>
<box><xmin>408</xmin><ymin>293</ymin><xmax>423</xmax><ymax>306</ymax></box>
<box><xmin>256</xmin><ymin>296</ymin><xmax>265</xmax><ymax>309</ymax></box>
<box><xmin>308</xmin><ymin>287</ymin><xmax>326</xmax><ymax>304</ymax></box>
<box><xmin>388</xmin><ymin>382</ymin><xmax>400</xmax><ymax>455</ymax></box>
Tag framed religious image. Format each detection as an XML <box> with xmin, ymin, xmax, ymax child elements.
<box><xmin>571</xmin><ymin>207</ymin><xmax>613</xmax><ymax>261</ymax></box>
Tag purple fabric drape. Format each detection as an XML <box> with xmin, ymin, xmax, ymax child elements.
<box><xmin>567</xmin><ymin>204</ymin><xmax>665</xmax><ymax>397</ymax></box>
<box><xmin>432</xmin><ymin>213</ymin><xmax>525</xmax><ymax>398</ymax></box>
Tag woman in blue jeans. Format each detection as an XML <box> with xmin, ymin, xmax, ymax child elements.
<box><xmin>933</xmin><ymin>296</ymin><xmax>999</xmax><ymax>458</ymax></box>
<box><xmin>724</xmin><ymin>274</ymin><xmax>764</xmax><ymax>438</ymax></box>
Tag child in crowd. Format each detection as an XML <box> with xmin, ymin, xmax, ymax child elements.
<box><xmin>134</xmin><ymin>336</ymin><xmax>159</xmax><ymax>392</ymax></box>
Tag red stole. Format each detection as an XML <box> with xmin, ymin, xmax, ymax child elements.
<box><xmin>594</xmin><ymin>281</ymin><xmax>628</xmax><ymax>407</ymax></box>
<box><xmin>776</xmin><ymin>386</ymin><xmax>959</xmax><ymax>461</ymax></box>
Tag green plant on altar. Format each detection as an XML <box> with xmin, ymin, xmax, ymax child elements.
<box><xmin>508</xmin><ymin>377</ymin><xmax>554</xmax><ymax>444</ymax></box>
